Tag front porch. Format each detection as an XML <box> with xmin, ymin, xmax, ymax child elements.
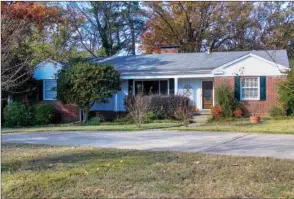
<box><xmin>128</xmin><ymin>77</ymin><xmax>214</xmax><ymax>111</ymax></box>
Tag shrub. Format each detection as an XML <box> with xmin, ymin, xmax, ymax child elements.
<box><xmin>174</xmin><ymin>101</ymin><xmax>192</xmax><ymax>126</ymax></box>
<box><xmin>144</xmin><ymin>112</ymin><xmax>156</xmax><ymax>123</ymax></box>
<box><xmin>86</xmin><ymin>117</ymin><xmax>103</xmax><ymax>125</ymax></box>
<box><xmin>278</xmin><ymin>60</ymin><xmax>294</xmax><ymax>115</ymax></box>
<box><xmin>4</xmin><ymin>101</ymin><xmax>33</xmax><ymax>127</ymax></box>
<box><xmin>211</xmin><ymin>105</ymin><xmax>223</xmax><ymax>118</ymax></box>
<box><xmin>215</xmin><ymin>83</ymin><xmax>238</xmax><ymax>118</ymax></box>
<box><xmin>147</xmin><ymin>95</ymin><xmax>190</xmax><ymax>119</ymax></box>
<box><xmin>125</xmin><ymin>94</ymin><xmax>151</xmax><ymax>128</ymax></box>
<box><xmin>233</xmin><ymin>108</ymin><xmax>242</xmax><ymax>118</ymax></box>
<box><xmin>35</xmin><ymin>104</ymin><xmax>54</xmax><ymax>124</ymax></box>
<box><xmin>113</xmin><ymin>114</ymin><xmax>133</xmax><ymax>125</ymax></box>
<box><xmin>269</xmin><ymin>106</ymin><xmax>285</xmax><ymax>118</ymax></box>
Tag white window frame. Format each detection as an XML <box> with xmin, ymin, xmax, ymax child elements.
<box><xmin>43</xmin><ymin>79</ymin><xmax>57</xmax><ymax>100</ymax></box>
<box><xmin>240</xmin><ymin>77</ymin><xmax>260</xmax><ymax>101</ymax></box>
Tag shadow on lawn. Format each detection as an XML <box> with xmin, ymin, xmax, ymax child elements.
<box><xmin>1</xmin><ymin>144</ymin><xmax>179</xmax><ymax>172</ymax></box>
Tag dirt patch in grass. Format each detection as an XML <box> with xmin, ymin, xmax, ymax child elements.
<box><xmin>2</xmin><ymin>144</ymin><xmax>294</xmax><ymax>198</ymax></box>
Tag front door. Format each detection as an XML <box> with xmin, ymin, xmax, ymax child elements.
<box><xmin>202</xmin><ymin>81</ymin><xmax>213</xmax><ymax>109</ymax></box>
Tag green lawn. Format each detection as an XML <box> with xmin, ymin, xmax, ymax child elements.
<box><xmin>2</xmin><ymin>144</ymin><xmax>294</xmax><ymax>198</ymax></box>
<box><xmin>1</xmin><ymin>122</ymin><xmax>181</xmax><ymax>133</ymax></box>
<box><xmin>172</xmin><ymin>118</ymin><xmax>294</xmax><ymax>134</ymax></box>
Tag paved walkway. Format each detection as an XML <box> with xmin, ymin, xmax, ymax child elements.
<box><xmin>2</xmin><ymin>131</ymin><xmax>294</xmax><ymax>159</ymax></box>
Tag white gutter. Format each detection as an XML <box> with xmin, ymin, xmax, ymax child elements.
<box><xmin>120</xmin><ymin>74</ymin><xmax>214</xmax><ymax>80</ymax></box>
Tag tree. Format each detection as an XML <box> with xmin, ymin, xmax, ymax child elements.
<box><xmin>278</xmin><ymin>58</ymin><xmax>294</xmax><ymax>115</ymax></box>
<box><xmin>1</xmin><ymin>2</ymin><xmax>60</xmax><ymax>96</ymax></box>
<box><xmin>125</xmin><ymin>94</ymin><xmax>151</xmax><ymax>128</ymax></box>
<box><xmin>140</xmin><ymin>2</ymin><xmax>294</xmax><ymax>54</ymax></box>
<box><xmin>57</xmin><ymin>61</ymin><xmax>121</xmax><ymax>123</ymax></box>
<box><xmin>68</xmin><ymin>2</ymin><xmax>145</xmax><ymax>56</ymax></box>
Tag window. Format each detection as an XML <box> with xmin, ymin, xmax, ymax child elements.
<box><xmin>43</xmin><ymin>80</ymin><xmax>57</xmax><ymax>100</ymax></box>
<box><xmin>134</xmin><ymin>80</ymin><xmax>168</xmax><ymax>95</ymax></box>
<box><xmin>240</xmin><ymin>77</ymin><xmax>260</xmax><ymax>100</ymax></box>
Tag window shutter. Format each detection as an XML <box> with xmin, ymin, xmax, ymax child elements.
<box><xmin>128</xmin><ymin>79</ymin><xmax>133</xmax><ymax>95</ymax></box>
<box><xmin>169</xmin><ymin>78</ymin><xmax>174</xmax><ymax>95</ymax></box>
<box><xmin>260</xmin><ymin>76</ymin><xmax>266</xmax><ymax>101</ymax></box>
<box><xmin>234</xmin><ymin>76</ymin><xmax>240</xmax><ymax>101</ymax></box>
<box><xmin>39</xmin><ymin>80</ymin><xmax>43</xmax><ymax>101</ymax></box>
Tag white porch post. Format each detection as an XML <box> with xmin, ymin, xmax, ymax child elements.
<box><xmin>174</xmin><ymin>77</ymin><xmax>178</xmax><ymax>95</ymax></box>
<box><xmin>114</xmin><ymin>93</ymin><xmax>118</xmax><ymax>112</ymax></box>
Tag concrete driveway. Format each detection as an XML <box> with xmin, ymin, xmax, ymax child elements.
<box><xmin>2</xmin><ymin>130</ymin><xmax>294</xmax><ymax>159</ymax></box>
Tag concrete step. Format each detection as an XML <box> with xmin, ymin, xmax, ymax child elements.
<box><xmin>198</xmin><ymin>109</ymin><xmax>211</xmax><ymax>115</ymax></box>
<box><xmin>191</xmin><ymin>114</ymin><xmax>211</xmax><ymax>125</ymax></box>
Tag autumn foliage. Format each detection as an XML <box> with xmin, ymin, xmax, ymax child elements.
<box><xmin>1</xmin><ymin>2</ymin><xmax>61</xmax><ymax>26</ymax></box>
<box><xmin>233</xmin><ymin>109</ymin><xmax>243</xmax><ymax>118</ymax></box>
<box><xmin>211</xmin><ymin>106</ymin><xmax>223</xmax><ymax>118</ymax></box>
<box><xmin>140</xmin><ymin>2</ymin><xmax>294</xmax><ymax>54</ymax></box>
<box><xmin>1</xmin><ymin>2</ymin><xmax>63</xmax><ymax>93</ymax></box>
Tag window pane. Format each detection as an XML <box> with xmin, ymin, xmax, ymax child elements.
<box><xmin>45</xmin><ymin>80</ymin><xmax>57</xmax><ymax>90</ymax></box>
<box><xmin>135</xmin><ymin>81</ymin><xmax>143</xmax><ymax>95</ymax></box>
<box><xmin>160</xmin><ymin>80</ymin><xmax>168</xmax><ymax>95</ymax></box>
<box><xmin>242</xmin><ymin>88</ymin><xmax>258</xmax><ymax>99</ymax></box>
<box><xmin>143</xmin><ymin>81</ymin><xmax>159</xmax><ymax>95</ymax></box>
<box><xmin>45</xmin><ymin>90</ymin><xmax>57</xmax><ymax>99</ymax></box>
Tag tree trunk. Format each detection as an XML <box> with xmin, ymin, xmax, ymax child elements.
<box><xmin>7</xmin><ymin>94</ymin><xmax>13</xmax><ymax>104</ymax></box>
<box><xmin>82</xmin><ymin>110</ymin><xmax>89</xmax><ymax>123</ymax></box>
<box><xmin>130</xmin><ymin>20</ymin><xmax>136</xmax><ymax>55</ymax></box>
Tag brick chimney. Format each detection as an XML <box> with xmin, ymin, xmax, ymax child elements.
<box><xmin>159</xmin><ymin>45</ymin><xmax>180</xmax><ymax>54</ymax></box>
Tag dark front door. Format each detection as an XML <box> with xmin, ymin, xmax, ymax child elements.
<box><xmin>202</xmin><ymin>81</ymin><xmax>213</xmax><ymax>109</ymax></box>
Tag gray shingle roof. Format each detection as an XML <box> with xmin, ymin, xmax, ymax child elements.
<box><xmin>91</xmin><ymin>50</ymin><xmax>289</xmax><ymax>76</ymax></box>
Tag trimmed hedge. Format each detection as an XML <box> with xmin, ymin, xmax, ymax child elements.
<box><xmin>147</xmin><ymin>95</ymin><xmax>190</xmax><ymax>119</ymax></box>
<box><xmin>124</xmin><ymin>95</ymin><xmax>190</xmax><ymax>120</ymax></box>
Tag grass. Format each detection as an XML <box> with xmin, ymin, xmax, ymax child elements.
<box><xmin>1</xmin><ymin>122</ymin><xmax>181</xmax><ymax>134</ymax></box>
<box><xmin>2</xmin><ymin>144</ymin><xmax>294</xmax><ymax>198</ymax></box>
<box><xmin>172</xmin><ymin>118</ymin><xmax>294</xmax><ymax>134</ymax></box>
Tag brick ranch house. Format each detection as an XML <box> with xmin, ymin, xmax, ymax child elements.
<box><xmin>33</xmin><ymin>48</ymin><xmax>290</xmax><ymax>122</ymax></box>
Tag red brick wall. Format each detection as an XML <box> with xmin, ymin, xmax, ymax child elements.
<box><xmin>42</xmin><ymin>100</ymin><xmax>79</xmax><ymax>123</ymax></box>
<box><xmin>214</xmin><ymin>76</ymin><xmax>287</xmax><ymax>116</ymax></box>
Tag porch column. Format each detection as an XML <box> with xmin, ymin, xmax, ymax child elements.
<box><xmin>114</xmin><ymin>93</ymin><xmax>118</xmax><ymax>112</ymax></box>
<box><xmin>174</xmin><ymin>77</ymin><xmax>178</xmax><ymax>95</ymax></box>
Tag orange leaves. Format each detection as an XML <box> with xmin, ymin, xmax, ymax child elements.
<box><xmin>1</xmin><ymin>2</ymin><xmax>61</xmax><ymax>25</ymax></box>
<box><xmin>211</xmin><ymin>105</ymin><xmax>223</xmax><ymax>117</ymax></box>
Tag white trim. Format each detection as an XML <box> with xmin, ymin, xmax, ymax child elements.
<box><xmin>212</xmin><ymin>79</ymin><xmax>215</xmax><ymax>107</ymax></box>
<box><xmin>212</xmin><ymin>54</ymin><xmax>251</xmax><ymax>73</ymax></box>
<box><xmin>240</xmin><ymin>77</ymin><xmax>260</xmax><ymax>101</ymax></box>
<box><xmin>122</xmin><ymin>70</ymin><xmax>212</xmax><ymax>75</ymax></box>
<box><xmin>121</xmin><ymin>74</ymin><xmax>214</xmax><ymax>80</ymax></box>
<box><xmin>114</xmin><ymin>93</ymin><xmax>118</xmax><ymax>111</ymax></box>
<box><xmin>174</xmin><ymin>78</ymin><xmax>178</xmax><ymax>95</ymax></box>
<box><xmin>250</xmin><ymin>53</ymin><xmax>289</xmax><ymax>70</ymax></box>
<box><xmin>212</xmin><ymin>53</ymin><xmax>289</xmax><ymax>74</ymax></box>
<box><xmin>43</xmin><ymin>79</ymin><xmax>57</xmax><ymax>100</ymax></box>
<box><xmin>201</xmin><ymin>80</ymin><xmax>214</xmax><ymax>109</ymax></box>
<box><xmin>38</xmin><ymin>58</ymin><xmax>63</xmax><ymax>67</ymax></box>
